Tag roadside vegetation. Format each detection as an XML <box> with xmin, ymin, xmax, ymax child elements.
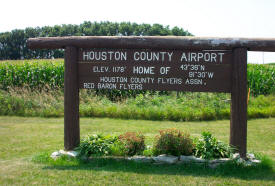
<box><xmin>0</xmin><ymin>87</ymin><xmax>274</xmax><ymax>121</ymax></box>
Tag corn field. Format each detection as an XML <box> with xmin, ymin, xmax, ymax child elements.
<box><xmin>0</xmin><ymin>60</ymin><xmax>274</xmax><ymax>97</ymax></box>
<box><xmin>0</xmin><ymin>60</ymin><xmax>64</xmax><ymax>90</ymax></box>
<box><xmin>247</xmin><ymin>64</ymin><xmax>275</xmax><ymax>96</ymax></box>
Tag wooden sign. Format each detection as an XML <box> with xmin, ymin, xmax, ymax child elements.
<box><xmin>28</xmin><ymin>36</ymin><xmax>275</xmax><ymax>159</ymax></box>
<box><xmin>78</xmin><ymin>49</ymin><xmax>232</xmax><ymax>92</ymax></box>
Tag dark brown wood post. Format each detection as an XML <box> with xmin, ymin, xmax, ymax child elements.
<box><xmin>64</xmin><ymin>46</ymin><xmax>80</xmax><ymax>150</ymax></box>
<box><xmin>230</xmin><ymin>48</ymin><xmax>247</xmax><ymax>158</ymax></box>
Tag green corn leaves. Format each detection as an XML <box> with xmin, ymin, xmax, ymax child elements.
<box><xmin>0</xmin><ymin>61</ymin><xmax>274</xmax><ymax>97</ymax></box>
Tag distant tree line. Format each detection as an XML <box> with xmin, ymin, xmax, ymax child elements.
<box><xmin>0</xmin><ymin>21</ymin><xmax>192</xmax><ymax>60</ymax></box>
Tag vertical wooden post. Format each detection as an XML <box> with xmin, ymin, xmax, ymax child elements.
<box><xmin>230</xmin><ymin>48</ymin><xmax>247</xmax><ymax>158</ymax></box>
<box><xmin>64</xmin><ymin>46</ymin><xmax>80</xmax><ymax>150</ymax></box>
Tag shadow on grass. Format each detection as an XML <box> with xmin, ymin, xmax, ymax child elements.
<box><xmin>33</xmin><ymin>153</ymin><xmax>275</xmax><ymax>181</ymax></box>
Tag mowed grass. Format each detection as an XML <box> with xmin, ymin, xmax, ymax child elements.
<box><xmin>0</xmin><ymin>116</ymin><xmax>274</xmax><ymax>185</ymax></box>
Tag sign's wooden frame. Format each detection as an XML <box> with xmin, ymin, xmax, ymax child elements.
<box><xmin>28</xmin><ymin>36</ymin><xmax>275</xmax><ymax>158</ymax></box>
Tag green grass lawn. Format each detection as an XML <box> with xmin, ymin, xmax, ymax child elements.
<box><xmin>0</xmin><ymin>116</ymin><xmax>274</xmax><ymax>185</ymax></box>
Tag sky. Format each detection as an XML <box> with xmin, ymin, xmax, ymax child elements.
<box><xmin>1</xmin><ymin>0</ymin><xmax>275</xmax><ymax>63</ymax></box>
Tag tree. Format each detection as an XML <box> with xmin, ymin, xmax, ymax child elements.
<box><xmin>0</xmin><ymin>21</ymin><xmax>192</xmax><ymax>59</ymax></box>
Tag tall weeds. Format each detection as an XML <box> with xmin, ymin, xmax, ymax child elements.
<box><xmin>0</xmin><ymin>87</ymin><xmax>274</xmax><ymax>120</ymax></box>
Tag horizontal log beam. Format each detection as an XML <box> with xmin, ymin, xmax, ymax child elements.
<box><xmin>27</xmin><ymin>36</ymin><xmax>275</xmax><ymax>52</ymax></box>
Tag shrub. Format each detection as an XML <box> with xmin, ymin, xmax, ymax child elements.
<box><xmin>143</xmin><ymin>146</ymin><xmax>154</xmax><ymax>157</ymax></box>
<box><xmin>194</xmin><ymin>131</ymin><xmax>233</xmax><ymax>160</ymax></box>
<box><xmin>117</xmin><ymin>132</ymin><xmax>145</xmax><ymax>156</ymax></box>
<box><xmin>75</xmin><ymin>134</ymin><xmax>117</xmax><ymax>157</ymax></box>
<box><xmin>109</xmin><ymin>142</ymin><xmax>126</xmax><ymax>156</ymax></box>
<box><xmin>153</xmin><ymin>128</ymin><xmax>194</xmax><ymax>156</ymax></box>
